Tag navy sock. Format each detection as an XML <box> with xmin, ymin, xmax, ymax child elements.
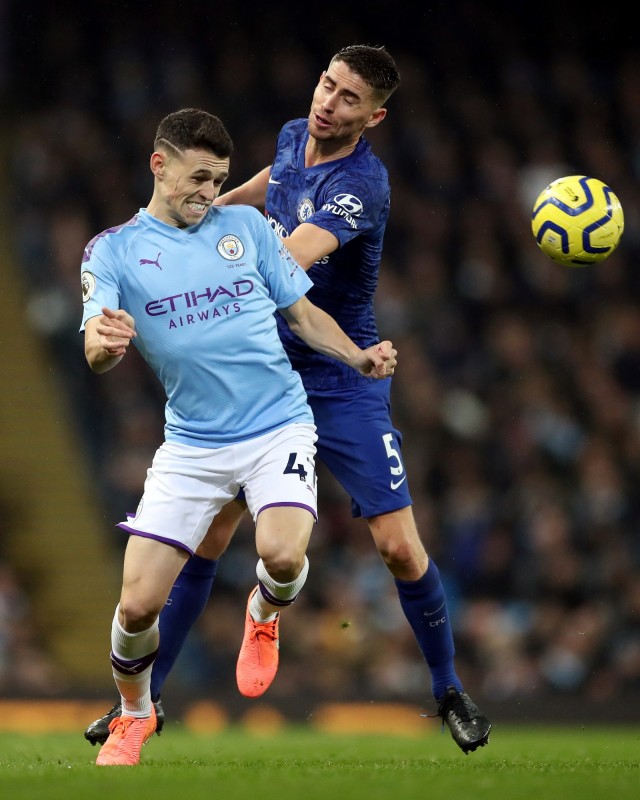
<box><xmin>394</xmin><ymin>559</ymin><xmax>462</xmax><ymax>702</ymax></box>
<box><xmin>150</xmin><ymin>555</ymin><xmax>218</xmax><ymax>700</ymax></box>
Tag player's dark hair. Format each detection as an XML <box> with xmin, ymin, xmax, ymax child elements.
<box><xmin>154</xmin><ymin>108</ymin><xmax>234</xmax><ymax>158</ymax></box>
<box><xmin>330</xmin><ymin>45</ymin><xmax>400</xmax><ymax>104</ymax></box>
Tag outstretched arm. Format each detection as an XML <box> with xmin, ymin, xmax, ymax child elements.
<box><xmin>281</xmin><ymin>223</ymin><xmax>339</xmax><ymax>270</ymax></box>
<box><xmin>280</xmin><ymin>296</ymin><xmax>396</xmax><ymax>379</ymax></box>
<box><xmin>214</xmin><ymin>166</ymin><xmax>271</xmax><ymax>208</ymax></box>
<box><xmin>84</xmin><ymin>307</ymin><xmax>136</xmax><ymax>373</ymax></box>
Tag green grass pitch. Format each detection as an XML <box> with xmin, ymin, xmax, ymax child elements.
<box><xmin>0</xmin><ymin>724</ymin><xmax>638</xmax><ymax>800</ymax></box>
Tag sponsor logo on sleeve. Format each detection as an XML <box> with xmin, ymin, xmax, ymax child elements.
<box><xmin>81</xmin><ymin>271</ymin><xmax>96</xmax><ymax>303</ymax></box>
<box><xmin>333</xmin><ymin>193</ymin><xmax>363</xmax><ymax>216</ymax></box>
<box><xmin>320</xmin><ymin>193</ymin><xmax>364</xmax><ymax>229</ymax></box>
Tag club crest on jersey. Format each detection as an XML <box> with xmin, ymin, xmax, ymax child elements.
<box><xmin>297</xmin><ymin>199</ymin><xmax>315</xmax><ymax>224</ymax></box>
<box><xmin>217</xmin><ymin>234</ymin><xmax>244</xmax><ymax>261</ymax></box>
<box><xmin>81</xmin><ymin>270</ymin><xmax>96</xmax><ymax>303</ymax></box>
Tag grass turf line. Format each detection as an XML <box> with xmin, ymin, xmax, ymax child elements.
<box><xmin>0</xmin><ymin>725</ymin><xmax>638</xmax><ymax>800</ymax></box>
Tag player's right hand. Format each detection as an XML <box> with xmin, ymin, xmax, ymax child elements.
<box><xmin>97</xmin><ymin>306</ymin><xmax>136</xmax><ymax>357</ymax></box>
<box><xmin>359</xmin><ymin>340</ymin><xmax>397</xmax><ymax>379</ymax></box>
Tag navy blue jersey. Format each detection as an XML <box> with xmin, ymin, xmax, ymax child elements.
<box><xmin>260</xmin><ymin>118</ymin><xmax>412</xmax><ymax>517</ymax></box>
<box><xmin>268</xmin><ymin>118</ymin><xmax>390</xmax><ymax>391</ymax></box>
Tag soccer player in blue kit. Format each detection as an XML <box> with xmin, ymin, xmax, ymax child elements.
<box><xmin>80</xmin><ymin>107</ymin><xmax>396</xmax><ymax>765</ymax></box>
<box><xmin>85</xmin><ymin>45</ymin><xmax>491</xmax><ymax>754</ymax></box>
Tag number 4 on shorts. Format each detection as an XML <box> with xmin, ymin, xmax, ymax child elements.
<box><xmin>284</xmin><ymin>452</ymin><xmax>309</xmax><ymax>481</ymax></box>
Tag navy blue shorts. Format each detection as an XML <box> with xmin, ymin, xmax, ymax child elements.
<box><xmin>307</xmin><ymin>380</ymin><xmax>412</xmax><ymax>518</ymax></box>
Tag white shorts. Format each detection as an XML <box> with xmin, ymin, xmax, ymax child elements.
<box><xmin>118</xmin><ymin>423</ymin><xmax>318</xmax><ymax>554</ymax></box>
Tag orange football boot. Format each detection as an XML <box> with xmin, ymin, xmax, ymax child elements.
<box><xmin>236</xmin><ymin>587</ymin><xmax>280</xmax><ymax>697</ymax></box>
<box><xmin>95</xmin><ymin>705</ymin><xmax>157</xmax><ymax>766</ymax></box>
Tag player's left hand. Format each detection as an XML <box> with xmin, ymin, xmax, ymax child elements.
<box><xmin>358</xmin><ymin>340</ymin><xmax>397</xmax><ymax>379</ymax></box>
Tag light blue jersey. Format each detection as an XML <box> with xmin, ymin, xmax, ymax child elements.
<box><xmin>80</xmin><ymin>205</ymin><xmax>314</xmax><ymax>448</ymax></box>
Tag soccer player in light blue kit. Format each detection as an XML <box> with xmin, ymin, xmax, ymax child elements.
<box><xmin>85</xmin><ymin>45</ymin><xmax>491</xmax><ymax>754</ymax></box>
<box><xmin>81</xmin><ymin>107</ymin><xmax>396</xmax><ymax>766</ymax></box>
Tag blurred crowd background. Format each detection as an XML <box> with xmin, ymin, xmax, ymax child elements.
<box><xmin>2</xmin><ymin>1</ymin><xmax>640</xmax><ymax>719</ymax></box>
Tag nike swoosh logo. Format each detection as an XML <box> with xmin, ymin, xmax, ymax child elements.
<box><xmin>390</xmin><ymin>475</ymin><xmax>407</xmax><ymax>490</ymax></box>
<box><xmin>268</xmin><ymin>177</ymin><xmax>281</xmax><ymax>184</ymax></box>
<box><xmin>120</xmin><ymin>662</ymin><xmax>143</xmax><ymax>673</ymax></box>
<box><xmin>423</xmin><ymin>602</ymin><xmax>445</xmax><ymax>617</ymax></box>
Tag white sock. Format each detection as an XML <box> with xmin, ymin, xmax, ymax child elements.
<box><xmin>250</xmin><ymin>556</ymin><xmax>309</xmax><ymax>622</ymax></box>
<box><xmin>110</xmin><ymin>605</ymin><xmax>159</xmax><ymax>717</ymax></box>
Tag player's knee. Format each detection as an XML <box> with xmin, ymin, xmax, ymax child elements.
<box><xmin>378</xmin><ymin>537</ymin><xmax>428</xmax><ymax>575</ymax></box>
<box><xmin>369</xmin><ymin>510</ymin><xmax>427</xmax><ymax>570</ymax></box>
<box><xmin>260</xmin><ymin>551</ymin><xmax>306</xmax><ymax>584</ymax></box>
<box><xmin>118</xmin><ymin>597</ymin><xmax>162</xmax><ymax>632</ymax></box>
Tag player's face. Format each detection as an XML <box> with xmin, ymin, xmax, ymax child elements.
<box><xmin>308</xmin><ymin>60</ymin><xmax>385</xmax><ymax>145</ymax></box>
<box><xmin>153</xmin><ymin>148</ymin><xmax>229</xmax><ymax>228</ymax></box>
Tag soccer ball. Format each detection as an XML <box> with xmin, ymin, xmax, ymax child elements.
<box><xmin>531</xmin><ymin>175</ymin><xmax>624</xmax><ymax>266</ymax></box>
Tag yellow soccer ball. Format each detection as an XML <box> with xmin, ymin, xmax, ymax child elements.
<box><xmin>531</xmin><ymin>175</ymin><xmax>624</xmax><ymax>266</ymax></box>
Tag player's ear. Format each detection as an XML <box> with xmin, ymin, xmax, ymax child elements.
<box><xmin>150</xmin><ymin>151</ymin><xmax>165</xmax><ymax>179</ymax></box>
<box><xmin>365</xmin><ymin>107</ymin><xmax>387</xmax><ymax>129</ymax></box>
